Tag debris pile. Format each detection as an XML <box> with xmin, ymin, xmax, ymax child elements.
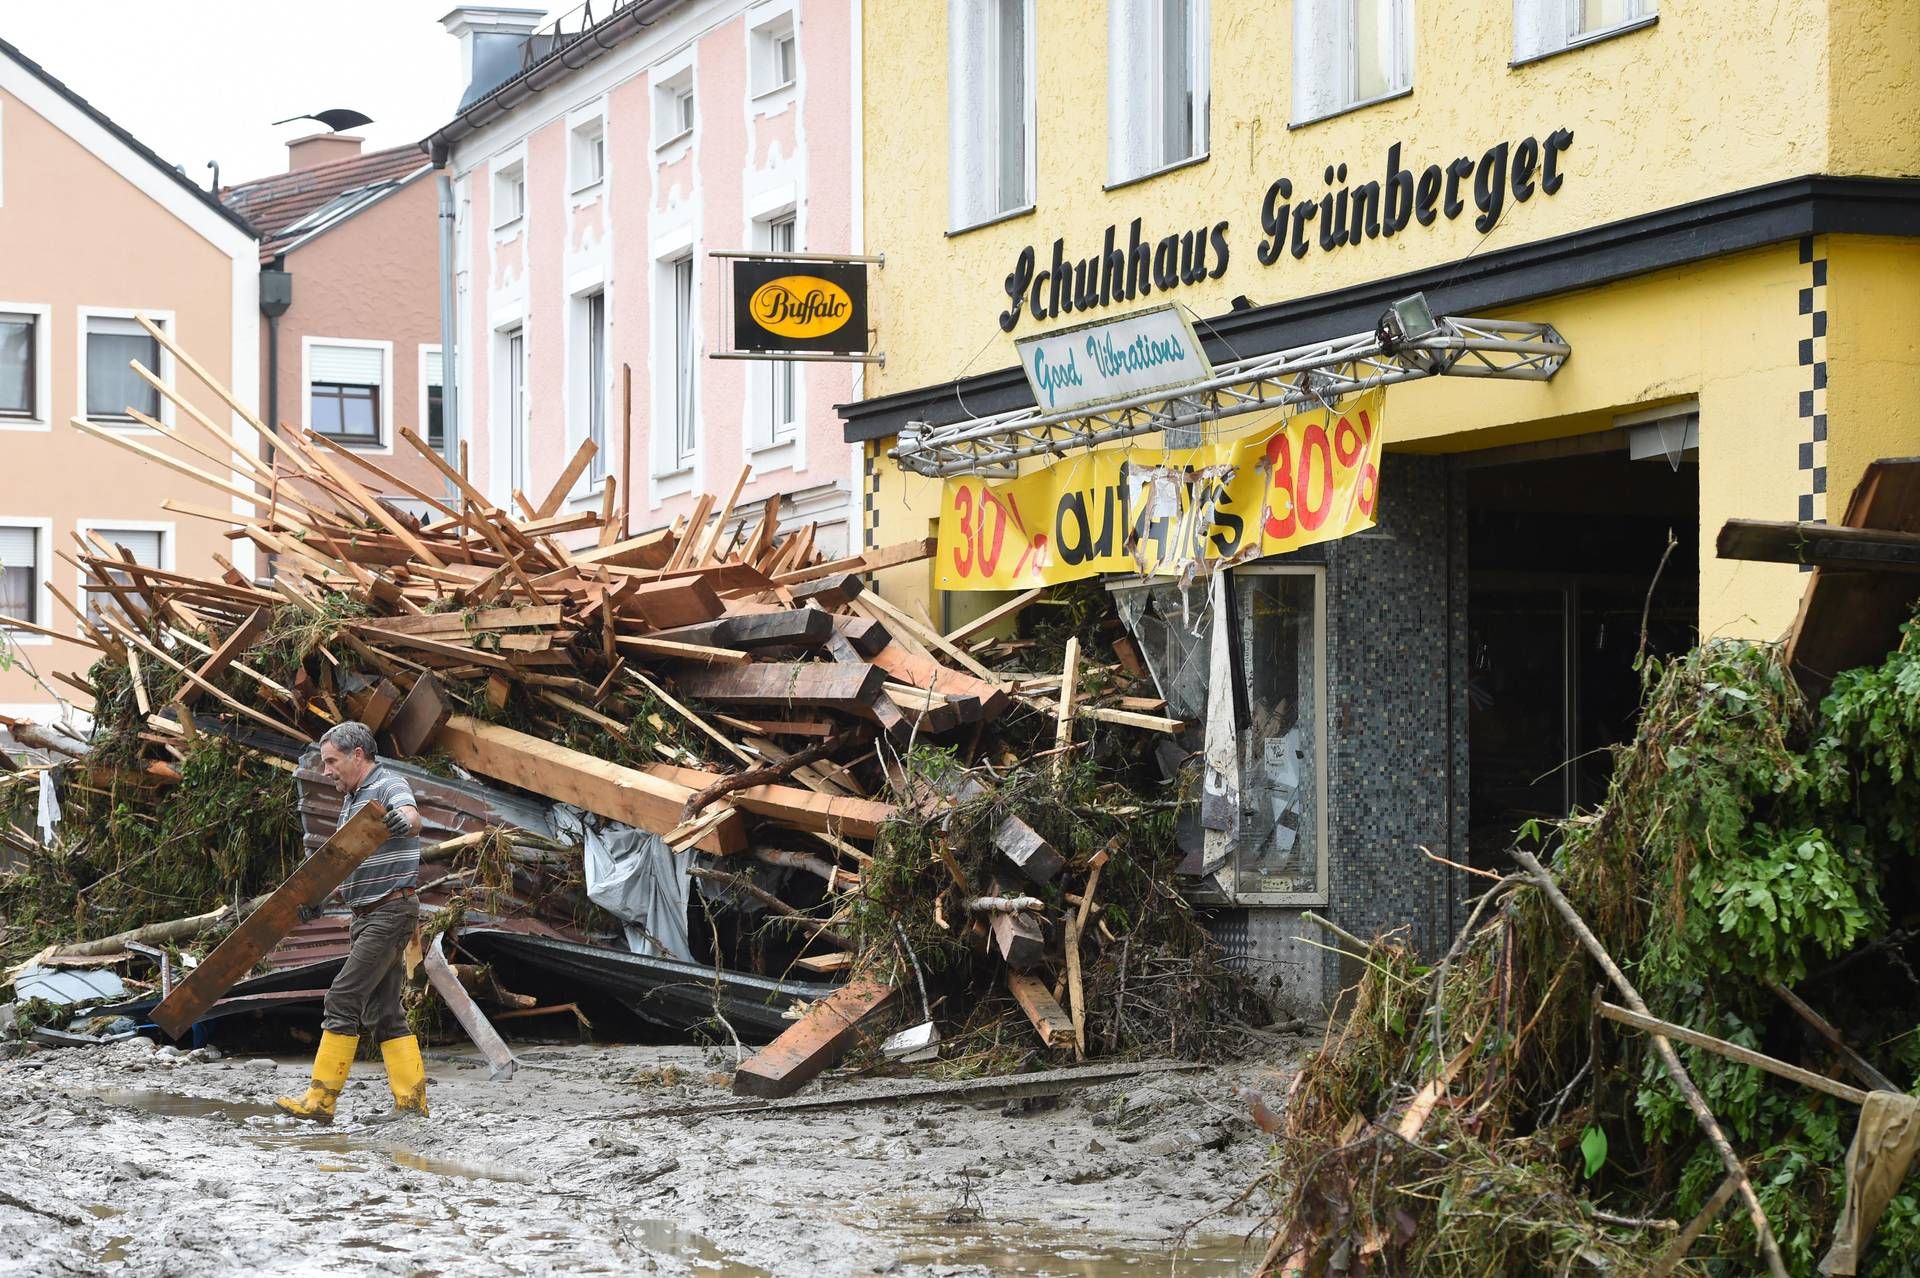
<box><xmin>1</xmin><ymin>318</ymin><xmax>1264</xmax><ymax>1091</ymax></box>
<box><xmin>1257</xmin><ymin>528</ymin><xmax>1920</xmax><ymax>1270</ymax></box>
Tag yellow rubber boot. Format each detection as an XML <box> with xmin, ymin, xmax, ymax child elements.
<box><xmin>275</xmin><ymin>1030</ymin><xmax>357</xmax><ymax>1124</ymax></box>
<box><xmin>377</xmin><ymin>1034</ymin><xmax>430</xmax><ymax>1118</ymax></box>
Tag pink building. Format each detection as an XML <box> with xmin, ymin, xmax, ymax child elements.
<box><xmin>426</xmin><ymin>0</ymin><xmax>862</xmax><ymax>551</ymax></box>
<box><xmin>221</xmin><ymin>136</ymin><xmax>447</xmax><ymax>511</ymax></box>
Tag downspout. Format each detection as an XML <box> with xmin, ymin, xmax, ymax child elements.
<box><xmin>436</xmin><ymin>171</ymin><xmax>460</xmax><ymax>491</ymax></box>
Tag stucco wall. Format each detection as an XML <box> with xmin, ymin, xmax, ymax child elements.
<box><xmin>270</xmin><ymin>175</ymin><xmax>444</xmax><ymax>499</ymax></box>
<box><xmin>449</xmin><ymin>0</ymin><xmax>860</xmax><ymax>544</ymax></box>
<box><xmin>0</xmin><ymin>83</ymin><xmax>251</xmax><ymax>715</ymax></box>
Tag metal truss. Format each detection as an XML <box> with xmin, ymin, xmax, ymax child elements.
<box><xmin>890</xmin><ymin>316</ymin><xmax>1571</xmax><ymax>478</ymax></box>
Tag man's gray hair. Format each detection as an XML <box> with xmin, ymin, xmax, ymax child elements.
<box><xmin>319</xmin><ymin>720</ymin><xmax>379</xmax><ymax>761</ymax></box>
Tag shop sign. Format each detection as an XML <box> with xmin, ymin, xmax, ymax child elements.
<box><xmin>1014</xmin><ymin>305</ymin><xmax>1212</xmax><ymax>416</ymax></box>
<box><xmin>936</xmin><ymin>389</ymin><xmax>1386</xmax><ymax>590</ymax></box>
<box><xmin>731</xmin><ymin>259</ymin><xmax>870</xmax><ymax>354</ymax></box>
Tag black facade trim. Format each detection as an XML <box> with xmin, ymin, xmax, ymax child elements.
<box><xmin>838</xmin><ymin>174</ymin><xmax>1920</xmax><ymax>444</ymax></box>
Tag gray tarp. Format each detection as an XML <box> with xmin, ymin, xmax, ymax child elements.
<box><xmin>547</xmin><ymin>806</ymin><xmax>692</xmax><ymax>962</ymax></box>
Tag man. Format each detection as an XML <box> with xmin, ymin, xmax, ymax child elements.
<box><xmin>276</xmin><ymin>720</ymin><xmax>431</xmax><ymax>1125</ymax></box>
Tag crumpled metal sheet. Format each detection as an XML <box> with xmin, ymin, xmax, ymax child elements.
<box><xmin>13</xmin><ymin>963</ymin><xmax>126</xmax><ymax>1006</ymax></box>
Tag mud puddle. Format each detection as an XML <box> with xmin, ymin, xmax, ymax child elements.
<box><xmin>890</xmin><ymin>1209</ymin><xmax>1253</xmax><ymax>1276</ymax></box>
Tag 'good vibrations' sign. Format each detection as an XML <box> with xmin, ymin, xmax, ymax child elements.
<box><xmin>731</xmin><ymin>259</ymin><xmax>870</xmax><ymax>354</ymax></box>
<box><xmin>936</xmin><ymin>389</ymin><xmax>1386</xmax><ymax>590</ymax></box>
<box><xmin>1015</xmin><ymin>305</ymin><xmax>1213</xmax><ymax>415</ymax></box>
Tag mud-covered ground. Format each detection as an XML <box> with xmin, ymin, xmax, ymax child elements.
<box><xmin>0</xmin><ymin>1032</ymin><xmax>1309</xmax><ymax>1276</ymax></box>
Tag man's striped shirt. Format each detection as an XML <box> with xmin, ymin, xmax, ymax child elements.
<box><xmin>335</xmin><ymin>762</ymin><xmax>421</xmax><ymax>908</ymax></box>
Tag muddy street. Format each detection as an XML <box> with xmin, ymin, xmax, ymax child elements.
<box><xmin>0</xmin><ymin>1036</ymin><xmax>1303</xmax><ymax>1276</ymax></box>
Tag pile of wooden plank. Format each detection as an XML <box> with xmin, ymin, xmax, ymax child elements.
<box><xmin>32</xmin><ymin>317</ymin><xmax>1195</xmax><ymax>1094</ymax></box>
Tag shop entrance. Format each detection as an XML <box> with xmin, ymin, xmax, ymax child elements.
<box><xmin>1466</xmin><ymin>441</ymin><xmax>1699</xmax><ymax>867</ymax></box>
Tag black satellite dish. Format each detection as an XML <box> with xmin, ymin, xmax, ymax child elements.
<box><xmin>270</xmin><ymin>108</ymin><xmax>375</xmax><ymax>133</ymax></box>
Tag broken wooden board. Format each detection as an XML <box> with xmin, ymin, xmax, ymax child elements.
<box><xmin>1719</xmin><ymin>518</ymin><xmax>1920</xmax><ymax>571</ymax></box>
<box><xmin>788</xmin><ymin>572</ymin><xmax>865</xmax><ymax>610</ymax></box>
<box><xmin>386</xmin><ymin>673</ymin><xmax>451</xmax><ymax>758</ymax></box>
<box><xmin>435</xmin><ymin>715</ymin><xmax>746</xmax><ymax>853</ymax></box>
<box><xmin>423</xmin><ymin>930</ymin><xmax>518</xmax><ymax>1081</ymax></box>
<box><xmin>1008</xmin><ymin>971</ymin><xmax>1076</xmax><ymax>1049</ymax></box>
<box><xmin>991</xmin><ymin>900</ymin><xmax>1046</xmax><ymax>970</ymax></box>
<box><xmin>1782</xmin><ymin>459</ymin><xmax>1920</xmax><ymax>700</ymax></box>
<box><xmin>647</xmin><ymin>610</ymin><xmax>833</xmax><ymax>651</ymax></box>
<box><xmin>869</xmin><ymin>643</ymin><xmax>1010</xmax><ymax>719</ymax></box>
<box><xmin>150</xmin><ymin>804</ymin><xmax>390</xmax><ymax>1038</ymax></box>
<box><xmin>730</xmin><ymin>976</ymin><xmax>900</xmax><ymax>1099</ymax></box>
<box><xmin>177</xmin><ymin>608</ymin><xmax>268</xmax><ymax>708</ymax></box>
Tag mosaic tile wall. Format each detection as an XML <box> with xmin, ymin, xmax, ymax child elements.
<box><xmin>1314</xmin><ymin>454</ymin><xmax>1471</xmax><ymax>1006</ymax></box>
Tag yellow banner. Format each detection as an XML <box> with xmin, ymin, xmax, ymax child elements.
<box><xmin>935</xmin><ymin>390</ymin><xmax>1385</xmax><ymax>590</ymax></box>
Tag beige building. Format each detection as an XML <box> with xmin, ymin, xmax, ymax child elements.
<box><xmin>0</xmin><ymin>37</ymin><xmax>260</xmax><ymax>720</ymax></box>
<box><xmin>222</xmin><ymin>135</ymin><xmax>446</xmax><ymax>510</ymax></box>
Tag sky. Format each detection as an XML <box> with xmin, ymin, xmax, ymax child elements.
<box><xmin>1</xmin><ymin>0</ymin><xmax>515</xmax><ymax>186</ymax></box>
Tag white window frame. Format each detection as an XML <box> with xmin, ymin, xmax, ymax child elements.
<box><xmin>666</xmin><ymin>254</ymin><xmax>697</xmax><ymax>476</ymax></box>
<box><xmin>750</xmin><ymin>7</ymin><xmax>799</xmax><ymax>99</ymax></box>
<box><xmin>74</xmin><ymin>519</ymin><xmax>173</xmax><ymax>637</ymax></box>
<box><xmin>0</xmin><ymin>302</ymin><xmax>52</xmax><ymax>432</ymax></box>
<box><xmin>492</xmin><ymin>157</ymin><xmax>527</xmax><ymax>230</ymax></box>
<box><xmin>569</xmin><ymin>284</ymin><xmax>611</xmax><ymax>497</ymax></box>
<box><xmin>301</xmin><ymin>336</ymin><xmax>393</xmax><ymax>454</ymax></box>
<box><xmin>655</xmin><ymin>63</ymin><xmax>696</xmax><ymax>149</ymax></box>
<box><xmin>569</xmin><ymin>108</ymin><xmax>607</xmax><ymax>194</ymax></box>
<box><xmin>497</xmin><ymin>323</ymin><xmax>529</xmax><ymax>507</ymax></box>
<box><xmin>947</xmin><ymin>0</ymin><xmax>1037</xmax><ymax>233</ymax></box>
<box><xmin>0</xmin><ymin>517</ymin><xmax>53</xmax><ymax>644</ymax></box>
<box><xmin>1107</xmin><ymin>0</ymin><xmax>1211</xmax><ymax>187</ymax></box>
<box><xmin>78</xmin><ymin>307</ymin><xmax>175</xmax><ymax>431</ymax></box>
<box><xmin>418</xmin><ymin>344</ymin><xmax>444</xmax><ymax>454</ymax></box>
<box><xmin>1291</xmin><ymin>0</ymin><xmax>1414</xmax><ymax>128</ymax></box>
<box><xmin>746</xmin><ymin>211</ymin><xmax>802</xmax><ymax>465</ymax></box>
<box><xmin>1513</xmin><ymin>0</ymin><xmax>1657</xmax><ymax>63</ymax></box>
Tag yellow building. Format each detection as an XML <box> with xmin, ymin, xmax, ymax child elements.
<box><xmin>841</xmin><ymin>0</ymin><xmax>1920</xmax><ymax>1006</ymax></box>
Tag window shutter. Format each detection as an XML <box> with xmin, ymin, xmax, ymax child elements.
<box><xmin>0</xmin><ymin>526</ymin><xmax>36</xmax><ymax>570</ymax></box>
<box><xmin>92</xmin><ymin>529</ymin><xmax>162</xmax><ymax>567</ymax></box>
<box><xmin>424</xmin><ymin>349</ymin><xmax>444</xmax><ymax>387</ymax></box>
<box><xmin>310</xmin><ymin>344</ymin><xmax>384</xmax><ymax>386</ymax></box>
<box><xmin>1108</xmin><ymin>0</ymin><xmax>1159</xmax><ymax>182</ymax></box>
<box><xmin>1512</xmin><ymin>0</ymin><xmax>1564</xmax><ymax>60</ymax></box>
<box><xmin>1291</xmin><ymin>0</ymin><xmax>1344</xmax><ymax>123</ymax></box>
<box><xmin>948</xmin><ymin>0</ymin><xmax>990</xmax><ymax>228</ymax></box>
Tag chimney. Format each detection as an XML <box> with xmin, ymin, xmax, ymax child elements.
<box><xmin>441</xmin><ymin>6</ymin><xmax>549</xmax><ymax>110</ymax></box>
<box><xmin>287</xmin><ymin>133</ymin><xmax>364</xmax><ymax>171</ymax></box>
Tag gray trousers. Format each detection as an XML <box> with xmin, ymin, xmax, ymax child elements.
<box><xmin>321</xmin><ymin>896</ymin><xmax>416</xmax><ymax>1040</ymax></box>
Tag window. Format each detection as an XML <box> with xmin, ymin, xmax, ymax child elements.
<box><xmin>763</xmin><ymin>216</ymin><xmax>797</xmax><ymax>446</ymax></box>
<box><xmin>752</xmin><ymin>14</ymin><xmax>797</xmax><ymax>95</ymax></box>
<box><xmin>81</xmin><ymin>527</ymin><xmax>165</xmax><ymax>628</ymax></box>
<box><xmin>0</xmin><ymin>525</ymin><xmax>41</xmax><ymax>630</ymax></box>
<box><xmin>423</xmin><ymin>347</ymin><xmax>445</xmax><ymax>451</ymax></box>
<box><xmin>1514</xmin><ymin>0</ymin><xmax>1656</xmax><ymax>59</ymax></box>
<box><xmin>307</xmin><ymin>342</ymin><xmax>385</xmax><ymax>444</ymax></box>
<box><xmin>86</xmin><ymin>316</ymin><xmax>162</xmax><ymax>421</ymax></box>
<box><xmin>1292</xmin><ymin>0</ymin><xmax>1413</xmax><ymax>125</ymax></box>
<box><xmin>656</xmin><ymin>69</ymin><xmax>695</xmax><ymax>145</ymax></box>
<box><xmin>493</xmin><ymin>161</ymin><xmax>526</xmax><ymax>227</ymax></box>
<box><xmin>584</xmin><ymin>291</ymin><xmax>607</xmax><ymax>484</ymax></box>
<box><xmin>570</xmin><ymin>117</ymin><xmax>606</xmax><ymax>191</ymax></box>
<box><xmin>503</xmin><ymin>327</ymin><xmax>527</xmax><ymax>497</ymax></box>
<box><xmin>948</xmin><ymin>0</ymin><xmax>1034</xmax><ymax>230</ymax></box>
<box><xmin>671</xmin><ymin>257</ymin><xmax>696</xmax><ymax>469</ymax></box>
<box><xmin>0</xmin><ymin>313</ymin><xmax>35</xmax><ymax>419</ymax></box>
<box><xmin>1108</xmin><ymin>0</ymin><xmax>1210</xmax><ymax>183</ymax></box>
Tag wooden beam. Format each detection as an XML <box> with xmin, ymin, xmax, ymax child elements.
<box><xmin>177</xmin><ymin>608</ymin><xmax>268</xmax><ymax>708</ymax></box>
<box><xmin>991</xmin><ymin>894</ymin><xmax>1046</xmax><ymax>970</ymax></box>
<box><xmin>647</xmin><ymin>763</ymin><xmax>896</xmax><ymax>838</ymax></box>
<box><xmin>994</xmin><ymin>815</ymin><xmax>1064</xmax><ymax>885</ymax></box>
<box><xmin>571</xmin><ymin>527</ymin><xmax>678</xmax><ymax>570</ymax></box>
<box><xmin>773</xmin><ymin>536</ymin><xmax>936</xmax><ymax>586</ymax></box>
<box><xmin>1718</xmin><ymin>517</ymin><xmax>1920</xmax><ymax>571</ymax></box>
<box><xmin>624</xmin><ymin>576</ymin><xmax>724</xmax><ymax>629</ymax></box>
<box><xmin>1597</xmin><ymin>999</ymin><xmax>1867</xmax><ymax>1105</ymax></box>
<box><xmin>101</xmin><ymin>617</ymin><xmax>309</xmax><ymax>742</ymax></box>
<box><xmin>671</xmin><ymin>661</ymin><xmax>888</xmax><ymax>716</ymax></box>
<box><xmin>788</xmin><ymin>572</ymin><xmax>864</xmax><ymax>611</ymax></box>
<box><xmin>1052</xmin><ymin>636</ymin><xmax>1080</xmax><ymax>780</ymax></box>
<box><xmin>435</xmin><ymin>714</ymin><xmax>746</xmax><ymax>853</ymax></box>
<box><xmin>614</xmin><ymin>634</ymin><xmax>752</xmax><ymax>664</ymax></box>
<box><xmin>534</xmin><ymin>438</ymin><xmax>599</xmax><ymax>519</ymax></box>
<box><xmin>297</xmin><ymin>430</ymin><xmax>447</xmax><ymax>567</ymax></box>
<box><xmin>1008</xmin><ymin>971</ymin><xmax>1075</xmax><ymax>1050</ymax></box>
<box><xmin>945</xmin><ymin>587</ymin><xmax>1047</xmax><ymax>646</ymax></box>
<box><xmin>731</xmin><ymin>977</ymin><xmax>900</xmax><ymax>1099</ymax></box>
<box><xmin>860</xmin><ymin>590</ymin><xmax>1006</xmax><ymax>685</ymax></box>
<box><xmin>150</xmin><ymin>804</ymin><xmax>390</xmax><ymax>1037</ymax></box>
